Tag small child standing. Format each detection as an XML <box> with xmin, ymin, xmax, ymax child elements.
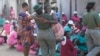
<box><xmin>60</xmin><ymin>31</ymin><xmax>77</xmax><ymax>56</ymax></box>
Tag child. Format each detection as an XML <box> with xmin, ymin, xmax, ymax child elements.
<box><xmin>7</xmin><ymin>26</ymin><xmax>17</xmax><ymax>48</ymax></box>
<box><xmin>60</xmin><ymin>31</ymin><xmax>77</xmax><ymax>56</ymax></box>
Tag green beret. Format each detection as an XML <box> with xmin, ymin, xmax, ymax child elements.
<box><xmin>87</xmin><ymin>1</ymin><xmax>95</xmax><ymax>4</ymax></box>
<box><xmin>33</xmin><ymin>4</ymin><xmax>42</xmax><ymax>11</ymax></box>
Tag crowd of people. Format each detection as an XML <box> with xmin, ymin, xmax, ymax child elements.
<box><xmin>0</xmin><ymin>1</ymin><xmax>100</xmax><ymax>56</ymax></box>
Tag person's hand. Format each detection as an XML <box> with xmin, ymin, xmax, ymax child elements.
<box><xmin>27</xmin><ymin>16</ymin><xmax>32</xmax><ymax>20</ymax></box>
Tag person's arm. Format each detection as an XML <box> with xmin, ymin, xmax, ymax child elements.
<box><xmin>13</xmin><ymin>32</ymin><xmax>17</xmax><ymax>39</ymax></box>
<box><xmin>27</xmin><ymin>15</ymin><xmax>33</xmax><ymax>20</ymax></box>
<box><xmin>82</xmin><ymin>15</ymin><xmax>88</xmax><ymax>26</ymax></box>
<box><xmin>50</xmin><ymin>13</ymin><xmax>58</xmax><ymax>24</ymax></box>
<box><xmin>32</xmin><ymin>15</ymin><xmax>49</xmax><ymax>24</ymax></box>
<box><xmin>76</xmin><ymin>40</ymin><xmax>86</xmax><ymax>45</ymax></box>
<box><xmin>47</xmin><ymin>20</ymin><xmax>58</xmax><ymax>24</ymax></box>
<box><xmin>94</xmin><ymin>13</ymin><xmax>100</xmax><ymax>27</ymax></box>
<box><xmin>32</xmin><ymin>15</ymin><xmax>57</xmax><ymax>24</ymax></box>
<box><xmin>52</xmin><ymin>13</ymin><xmax>58</xmax><ymax>21</ymax></box>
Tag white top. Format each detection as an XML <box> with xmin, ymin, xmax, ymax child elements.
<box><xmin>61</xmin><ymin>36</ymin><xmax>67</xmax><ymax>45</ymax></box>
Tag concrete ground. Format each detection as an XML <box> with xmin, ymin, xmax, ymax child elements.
<box><xmin>0</xmin><ymin>44</ymin><xmax>23</xmax><ymax>56</ymax></box>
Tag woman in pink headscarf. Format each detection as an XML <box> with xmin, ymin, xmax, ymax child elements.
<box><xmin>2</xmin><ymin>20</ymin><xmax>11</xmax><ymax>35</ymax></box>
<box><xmin>7</xmin><ymin>26</ymin><xmax>17</xmax><ymax>47</ymax></box>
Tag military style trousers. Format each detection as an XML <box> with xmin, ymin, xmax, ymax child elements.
<box><xmin>37</xmin><ymin>28</ymin><xmax>56</xmax><ymax>56</ymax></box>
<box><xmin>85</xmin><ymin>29</ymin><xmax>100</xmax><ymax>56</ymax></box>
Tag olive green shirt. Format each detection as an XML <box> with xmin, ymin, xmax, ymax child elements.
<box><xmin>35</xmin><ymin>14</ymin><xmax>53</xmax><ymax>30</ymax></box>
<box><xmin>82</xmin><ymin>10</ymin><xmax>100</xmax><ymax>29</ymax></box>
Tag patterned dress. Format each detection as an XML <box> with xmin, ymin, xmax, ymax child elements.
<box><xmin>18</xmin><ymin>11</ymin><xmax>34</xmax><ymax>47</ymax></box>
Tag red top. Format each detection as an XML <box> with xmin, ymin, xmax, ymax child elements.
<box><xmin>72</xmin><ymin>16</ymin><xmax>80</xmax><ymax>23</ymax></box>
<box><xmin>62</xmin><ymin>15</ymin><xmax>67</xmax><ymax>22</ymax></box>
<box><xmin>60</xmin><ymin>38</ymin><xmax>77</xmax><ymax>56</ymax></box>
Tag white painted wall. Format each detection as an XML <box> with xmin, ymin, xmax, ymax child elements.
<box><xmin>0</xmin><ymin>0</ymin><xmax>3</xmax><ymax>14</ymax></box>
<box><xmin>8</xmin><ymin>0</ymin><xmax>17</xmax><ymax>18</ymax></box>
<box><xmin>57</xmin><ymin>0</ymin><xmax>70</xmax><ymax>19</ymax></box>
<box><xmin>31</xmin><ymin>0</ymin><xmax>37</xmax><ymax>12</ymax></box>
<box><xmin>57</xmin><ymin>0</ymin><xmax>100</xmax><ymax>19</ymax></box>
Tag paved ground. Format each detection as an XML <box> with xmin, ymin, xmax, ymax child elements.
<box><xmin>0</xmin><ymin>27</ymin><xmax>23</xmax><ymax>56</ymax></box>
<box><xmin>0</xmin><ymin>44</ymin><xmax>23</xmax><ymax>56</ymax></box>
<box><xmin>0</xmin><ymin>44</ymin><xmax>37</xmax><ymax>56</ymax></box>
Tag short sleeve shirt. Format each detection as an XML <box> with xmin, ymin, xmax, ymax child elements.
<box><xmin>82</xmin><ymin>10</ymin><xmax>100</xmax><ymax>29</ymax></box>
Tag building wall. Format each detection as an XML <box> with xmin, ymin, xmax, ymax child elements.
<box><xmin>0</xmin><ymin>0</ymin><xmax>99</xmax><ymax>18</ymax></box>
<box><xmin>57</xmin><ymin>0</ymin><xmax>70</xmax><ymax>19</ymax></box>
<box><xmin>0</xmin><ymin>0</ymin><xmax>3</xmax><ymax>14</ymax></box>
<box><xmin>0</xmin><ymin>0</ymin><xmax>17</xmax><ymax>18</ymax></box>
<box><xmin>31</xmin><ymin>0</ymin><xmax>37</xmax><ymax>12</ymax></box>
<box><xmin>57</xmin><ymin>0</ymin><xmax>100</xmax><ymax>19</ymax></box>
<box><xmin>0</xmin><ymin>0</ymin><xmax>7</xmax><ymax>14</ymax></box>
<box><xmin>8</xmin><ymin>0</ymin><xmax>17</xmax><ymax>18</ymax></box>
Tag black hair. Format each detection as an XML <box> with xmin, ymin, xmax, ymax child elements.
<box><xmin>13</xmin><ymin>26</ymin><xmax>17</xmax><ymax>30</ymax></box>
<box><xmin>13</xmin><ymin>22</ymin><xmax>16</xmax><ymax>27</ymax></box>
<box><xmin>22</xmin><ymin>2</ymin><xmax>28</xmax><ymax>8</ymax></box>
<box><xmin>44</xmin><ymin>4</ymin><xmax>50</xmax><ymax>10</ymax></box>
<box><xmin>36</xmin><ymin>7</ymin><xmax>43</xmax><ymax>15</ymax></box>
<box><xmin>44</xmin><ymin>4</ymin><xmax>50</xmax><ymax>13</ymax></box>
<box><xmin>64</xmin><ymin>31</ymin><xmax>70</xmax><ymax>36</ymax></box>
<box><xmin>86</xmin><ymin>2</ymin><xmax>95</xmax><ymax>12</ymax></box>
<box><xmin>11</xmin><ymin>6</ymin><xmax>13</xmax><ymax>9</ymax></box>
